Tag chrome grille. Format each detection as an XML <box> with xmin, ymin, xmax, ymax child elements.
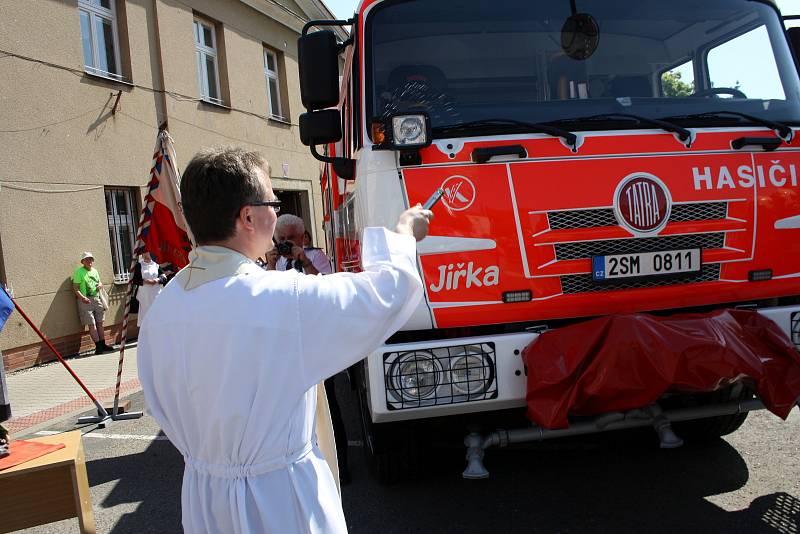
<box><xmin>561</xmin><ymin>264</ymin><xmax>721</xmax><ymax>294</ymax></box>
<box><xmin>554</xmin><ymin>233</ymin><xmax>725</xmax><ymax>261</ymax></box>
<box><xmin>548</xmin><ymin>209</ymin><xmax>617</xmax><ymax>230</ymax></box>
<box><xmin>670</xmin><ymin>202</ymin><xmax>727</xmax><ymax>222</ymax></box>
<box><xmin>547</xmin><ymin>202</ymin><xmax>728</xmax><ymax>230</ymax></box>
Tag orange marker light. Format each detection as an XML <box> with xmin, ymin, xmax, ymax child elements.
<box><xmin>371</xmin><ymin>121</ymin><xmax>386</xmax><ymax>144</ymax></box>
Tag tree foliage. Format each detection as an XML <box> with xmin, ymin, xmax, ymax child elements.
<box><xmin>662</xmin><ymin>71</ymin><xmax>694</xmax><ymax>97</ymax></box>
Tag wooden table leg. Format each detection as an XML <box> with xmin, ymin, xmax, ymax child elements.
<box><xmin>70</xmin><ymin>440</ymin><xmax>96</xmax><ymax>534</ymax></box>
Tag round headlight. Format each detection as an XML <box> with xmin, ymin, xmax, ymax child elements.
<box><xmin>388</xmin><ymin>351</ymin><xmax>442</xmax><ymax>401</ymax></box>
<box><xmin>450</xmin><ymin>348</ymin><xmax>491</xmax><ymax>395</ymax></box>
<box><xmin>391</xmin><ymin>114</ymin><xmax>428</xmax><ymax>146</ymax></box>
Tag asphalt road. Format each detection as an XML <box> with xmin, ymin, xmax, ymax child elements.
<box><xmin>17</xmin><ymin>375</ymin><xmax>800</xmax><ymax>533</ymax></box>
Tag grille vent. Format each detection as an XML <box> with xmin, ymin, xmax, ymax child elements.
<box><xmin>560</xmin><ymin>264</ymin><xmax>721</xmax><ymax>294</ymax></box>
<box><xmin>555</xmin><ymin>233</ymin><xmax>725</xmax><ymax>261</ymax></box>
<box><xmin>547</xmin><ymin>202</ymin><xmax>728</xmax><ymax>230</ymax></box>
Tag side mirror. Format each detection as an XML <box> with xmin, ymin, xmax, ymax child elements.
<box><xmin>788</xmin><ymin>27</ymin><xmax>800</xmax><ymax>70</ymax></box>
<box><xmin>298</xmin><ymin>31</ymin><xmax>340</xmax><ymax>110</ymax></box>
<box><xmin>299</xmin><ymin>110</ymin><xmax>342</xmax><ymax>146</ymax></box>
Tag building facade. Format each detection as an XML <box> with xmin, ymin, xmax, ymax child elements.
<box><xmin>0</xmin><ymin>0</ymin><xmax>340</xmax><ymax>370</ymax></box>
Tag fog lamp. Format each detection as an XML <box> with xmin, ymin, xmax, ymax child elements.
<box><xmin>748</xmin><ymin>269</ymin><xmax>773</xmax><ymax>282</ymax></box>
<box><xmin>388</xmin><ymin>351</ymin><xmax>442</xmax><ymax>401</ymax></box>
<box><xmin>451</xmin><ymin>349</ymin><xmax>491</xmax><ymax>395</ymax></box>
<box><xmin>503</xmin><ymin>290</ymin><xmax>532</xmax><ymax>303</ymax></box>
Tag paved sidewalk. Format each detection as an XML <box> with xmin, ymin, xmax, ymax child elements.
<box><xmin>4</xmin><ymin>345</ymin><xmax>141</xmax><ymax>436</ymax></box>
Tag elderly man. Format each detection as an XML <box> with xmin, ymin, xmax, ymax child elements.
<box><xmin>72</xmin><ymin>252</ymin><xmax>113</xmax><ymax>355</ymax></box>
<box><xmin>268</xmin><ymin>213</ymin><xmax>332</xmax><ymax>274</ymax></box>
<box><xmin>137</xmin><ymin>146</ymin><xmax>432</xmax><ymax>533</ymax></box>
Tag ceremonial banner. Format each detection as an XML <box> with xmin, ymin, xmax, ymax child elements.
<box><xmin>141</xmin><ymin>131</ymin><xmax>192</xmax><ymax>272</ymax></box>
<box><xmin>112</xmin><ymin>129</ymin><xmax>192</xmax><ymax>416</ymax></box>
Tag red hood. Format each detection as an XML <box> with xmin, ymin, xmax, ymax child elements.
<box><xmin>402</xmin><ymin>129</ymin><xmax>800</xmax><ymax>328</ymax></box>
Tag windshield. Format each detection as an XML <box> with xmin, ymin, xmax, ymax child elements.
<box><xmin>367</xmin><ymin>0</ymin><xmax>800</xmax><ymax>139</ymax></box>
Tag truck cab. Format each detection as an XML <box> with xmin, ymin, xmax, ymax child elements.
<box><xmin>298</xmin><ymin>0</ymin><xmax>800</xmax><ymax>481</ymax></box>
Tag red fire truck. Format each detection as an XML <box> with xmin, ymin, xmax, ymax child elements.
<box><xmin>297</xmin><ymin>0</ymin><xmax>800</xmax><ymax>481</ymax></box>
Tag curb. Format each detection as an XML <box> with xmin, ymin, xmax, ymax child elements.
<box><xmin>6</xmin><ymin>377</ymin><xmax>142</xmax><ymax>437</ymax></box>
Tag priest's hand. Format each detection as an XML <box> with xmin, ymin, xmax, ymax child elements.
<box><xmin>396</xmin><ymin>205</ymin><xmax>433</xmax><ymax>242</ymax></box>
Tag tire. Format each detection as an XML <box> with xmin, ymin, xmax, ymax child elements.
<box><xmin>670</xmin><ymin>384</ymin><xmax>753</xmax><ymax>442</ymax></box>
<box><xmin>355</xmin><ymin>364</ymin><xmax>424</xmax><ymax>484</ymax></box>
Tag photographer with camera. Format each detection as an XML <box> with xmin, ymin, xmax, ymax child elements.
<box><xmin>266</xmin><ymin>214</ymin><xmax>332</xmax><ymax>275</ymax></box>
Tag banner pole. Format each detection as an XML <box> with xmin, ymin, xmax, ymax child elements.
<box><xmin>0</xmin><ymin>285</ymin><xmax>110</xmax><ymax>422</ymax></box>
<box><xmin>110</xmin><ymin>132</ymin><xmax>167</xmax><ymax>419</ymax></box>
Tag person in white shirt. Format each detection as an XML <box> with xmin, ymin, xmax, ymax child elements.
<box><xmin>137</xmin><ymin>146</ymin><xmax>432</xmax><ymax>534</ymax></box>
<box><xmin>267</xmin><ymin>214</ymin><xmax>332</xmax><ymax>275</ymax></box>
<box><xmin>134</xmin><ymin>251</ymin><xmax>165</xmax><ymax>326</ymax></box>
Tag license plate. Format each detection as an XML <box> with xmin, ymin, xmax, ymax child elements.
<box><xmin>592</xmin><ymin>249</ymin><xmax>701</xmax><ymax>281</ymax></box>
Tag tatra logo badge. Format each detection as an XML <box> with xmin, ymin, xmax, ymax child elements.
<box><xmin>441</xmin><ymin>175</ymin><xmax>476</xmax><ymax>211</ymax></box>
<box><xmin>614</xmin><ymin>172</ymin><xmax>672</xmax><ymax>236</ymax></box>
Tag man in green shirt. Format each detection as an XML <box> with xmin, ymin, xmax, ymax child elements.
<box><xmin>72</xmin><ymin>252</ymin><xmax>113</xmax><ymax>355</ymax></box>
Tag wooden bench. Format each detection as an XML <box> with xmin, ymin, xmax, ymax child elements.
<box><xmin>0</xmin><ymin>430</ymin><xmax>95</xmax><ymax>533</ymax></box>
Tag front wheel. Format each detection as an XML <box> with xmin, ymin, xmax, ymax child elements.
<box><xmin>355</xmin><ymin>365</ymin><xmax>425</xmax><ymax>484</ymax></box>
<box><xmin>670</xmin><ymin>384</ymin><xmax>753</xmax><ymax>442</ymax></box>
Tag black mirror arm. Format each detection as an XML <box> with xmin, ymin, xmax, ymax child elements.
<box><xmin>302</xmin><ymin>17</ymin><xmax>356</xmax><ymax>36</ymax></box>
<box><xmin>310</xmin><ymin>145</ymin><xmax>355</xmax><ymax>180</ymax></box>
<box><xmin>337</xmin><ymin>37</ymin><xmax>354</xmax><ymax>54</ymax></box>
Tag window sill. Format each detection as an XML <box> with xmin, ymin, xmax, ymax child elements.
<box><xmin>199</xmin><ymin>98</ymin><xmax>231</xmax><ymax>111</ymax></box>
<box><xmin>268</xmin><ymin>116</ymin><xmax>292</xmax><ymax>126</ymax></box>
<box><xmin>84</xmin><ymin>70</ymin><xmax>134</xmax><ymax>88</ymax></box>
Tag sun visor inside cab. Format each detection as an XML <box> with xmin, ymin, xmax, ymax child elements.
<box><xmin>522</xmin><ymin>309</ymin><xmax>800</xmax><ymax>429</ymax></box>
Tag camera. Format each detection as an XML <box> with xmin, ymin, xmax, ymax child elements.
<box><xmin>276</xmin><ymin>241</ymin><xmax>294</xmax><ymax>256</ymax></box>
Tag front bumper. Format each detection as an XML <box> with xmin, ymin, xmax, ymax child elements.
<box><xmin>366</xmin><ymin>304</ymin><xmax>800</xmax><ymax>423</ymax></box>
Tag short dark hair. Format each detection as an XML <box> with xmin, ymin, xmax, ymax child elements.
<box><xmin>180</xmin><ymin>147</ymin><xmax>270</xmax><ymax>244</ymax></box>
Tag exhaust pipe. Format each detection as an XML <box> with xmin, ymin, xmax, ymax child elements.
<box><xmin>463</xmin><ymin>398</ymin><xmax>766</xmax><ymax>479</ymax></box>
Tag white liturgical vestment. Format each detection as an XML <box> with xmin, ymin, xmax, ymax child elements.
<box><xmin>138</xmin><ymin>227</ymin><xmax>422</xmax><ymax>533</ymax></box>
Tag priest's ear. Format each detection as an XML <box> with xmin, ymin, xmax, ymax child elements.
<box><xmin>238</xmin><ymin>205</ymin><xmax>256</xmax><ymax>233</ymax></box>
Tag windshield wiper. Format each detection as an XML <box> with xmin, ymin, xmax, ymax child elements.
<box><xmin>433</xmin><ymin>119</ymin><xmax>578</xmax><ymax>150</ymax></box>
<box><xmin>548</xmin><ymin>113</ymin><xmax>692</xmax><ymax>145</ymax></box>
<box><xmin>660</xmin><ymin>111</ymin><xmax>794</xmax><ymax>142</ymax></box>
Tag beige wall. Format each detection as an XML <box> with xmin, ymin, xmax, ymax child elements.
<box><xmin>0</xmin><ymin>0</ymin><xmax>326</xmax><ymax>353</ymax></box>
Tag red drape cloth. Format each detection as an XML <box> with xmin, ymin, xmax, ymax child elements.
<box><xmin>0</xmin><ymin>441</ymin><xmax>65</xmax><ymax>471</ymax></box>
<box><xmin>523</xmin><ymin>309</ymin><xmax>800</xmax><ymax>429</ymax></box>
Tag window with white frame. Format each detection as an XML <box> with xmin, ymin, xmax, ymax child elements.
<box><xmin>105</xmin><ymin>188</ymin><xmax>138</xmax><ymax>283</ymax></box>
<box><xmin>194</xmin><ymin>18</ymin><xmax>222</xmax><ymax>104</ymax></box>
<box><xmin>79</xmin><ymin>0</ymin><xmax>122</xmax><ymax>79</ymax></box>
<box><xmin>264</xmin><ymin>49</ymin><xmax>283</xmax><ymax>119</ymax></box>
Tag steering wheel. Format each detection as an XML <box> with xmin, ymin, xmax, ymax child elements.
<box><xmin>691</xmin><ymin>87</ymin><xmax>747</xmax><ymax>99</ymax></box>
<box><xmin>382</xmin><ymin>80</ymin><xmax>460</xmax><ymax>124</ymax></box>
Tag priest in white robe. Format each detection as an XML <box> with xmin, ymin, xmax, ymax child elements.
<box><xmin>137</xmin><ymin>146</ymin><xmax>432</xmax><ymax>534</ymax></box>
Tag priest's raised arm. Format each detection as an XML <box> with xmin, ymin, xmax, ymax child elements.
<box><xmin>295</xmin><ymin>227</ymin><xmax>423</xmax><ymax>390</ymax></box>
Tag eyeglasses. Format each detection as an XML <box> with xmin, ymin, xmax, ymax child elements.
<box><xmin>249</xmin><ymin>200</ymin><xmax>281</xmax><ymax>213</ymax></box>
